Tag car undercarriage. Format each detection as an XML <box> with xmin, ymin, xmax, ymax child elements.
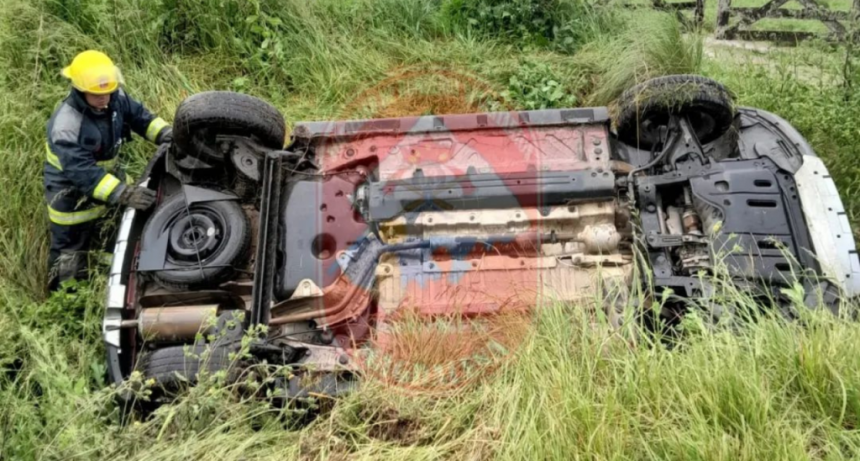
<box><xmin>102</xmin><ymin>75</ymin><xmax>860</xmax><ymax>399</ymax></box>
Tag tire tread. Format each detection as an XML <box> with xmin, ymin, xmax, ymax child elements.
<box><xmin>615</xmin><ymin>75</ymin><xmax>735</xmax><ymax>148</ymax></box>
<box><xmin>173</xmin><ymin>91</ymin><xmax>285</xmax><ymax>163</ymax></box>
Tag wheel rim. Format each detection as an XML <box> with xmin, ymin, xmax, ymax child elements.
<box><xmin>166</xmin><ymin>207</ymin><xmax>225</xmax><ymax>263</ymax></box>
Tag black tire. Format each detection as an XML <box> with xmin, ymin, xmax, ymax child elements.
<box><xmin>173</xmin><ymin>91</ymin><xmax>286</xmax><ymax>164</ymax></box>
<box><xmin>137</xmin><ymin>344</ymin><xmax>234</xmax><ymax>392</ymax></box>
<box><xmin>141</xmin><ymin>192</ymin><xmax>251</xmax><ymax>290</ymax></box>
<box><xmin>615</xmin><ymin>75</ymin><xmax>735</xmax><ymax>149</ymax></box>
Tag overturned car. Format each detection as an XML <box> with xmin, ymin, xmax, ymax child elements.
<box><xmin>103</xmin><ymin>75</ymin><xmax>860</xmax><ymax>395</ymax></box>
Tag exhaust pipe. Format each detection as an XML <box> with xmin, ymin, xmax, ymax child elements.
<box><xmin>120</xmin><ymin>304</ymin><xmax>219</xmax><ymax>343</ymax></box>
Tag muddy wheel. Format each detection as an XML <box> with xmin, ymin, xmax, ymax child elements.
<box><xmin>173</xmin><ymin>91</ymin><xmax>285</xmax><ymax>164</ymax></box>
<box><xmin>141</xmin><ymin>193</ymin><xmax>251</xmax><ymax>290</ymax></box>
<box><xmin>615</xmin><ymin>75</ymin><xmax>735</xmax><ymax>149</ymax></box>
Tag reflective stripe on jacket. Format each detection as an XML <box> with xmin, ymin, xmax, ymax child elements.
<box><xmin>44</xmin><ymin>89</ymin><xmax>168</xmax><ymax>225</ymax></box>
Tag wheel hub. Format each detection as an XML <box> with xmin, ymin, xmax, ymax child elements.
<box><xmin>168</xmin><ymin>213</ymin><xmax>221</xmax><ymax>260</ymax></box>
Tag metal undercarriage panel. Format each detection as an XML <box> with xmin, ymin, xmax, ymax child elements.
<box><xmin>276</xmin><ymin>109</ymin><xmax>619</xmax><ymax>327</ymax></box>
<box><xmin>376</xmin><ymin>203</ymin><xmax>633</xmax><ymax>316</ymax></box>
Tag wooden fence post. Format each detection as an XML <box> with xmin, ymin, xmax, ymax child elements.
<box><xmin>696</xmin><ymin>0</ymin><xmax>705</xmax><ymax>26</ymax></box>
<box><xmin>853</xmin><ymin>0</ymin><xmax>859</xmax><ymax>45</ymax></box>
<box><xmin>716</xmin><ymin>0</ymin><xmax>733</xmax><ymax>37</ymax></box>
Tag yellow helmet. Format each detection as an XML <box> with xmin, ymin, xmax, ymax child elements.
<box><xmin>61</xmin><ymin>50</ymin><xmax>122</xmax><ymax>95</ymax></box>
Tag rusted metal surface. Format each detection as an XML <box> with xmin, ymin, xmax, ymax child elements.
<box><xmin>379</xmin><ymin>203</ymin><xmax>615</xmax><ymax>243</ymax></box>
<box><xmin>370</xmin><ymin>203</ymin><xmax>630</xmax><ymax>318</ymax></box>
<box><xmin>273</xmin><ymin>109</ymin><xmax>631</xmax><ymax>331</ymax></box>
<box><xmin>138</xmin><ymin>305</ymin><xmax>219</xmax><ymax>342</ymax></box>
<box><xmin>315</xmin><ymin>125</ymin><xmax>612</xmax><ymax>183</ymax></box>
<box><xmin>682</xmin><ymin>209</ymin><xmax>703</xmax><ymax>236</ymax></box>
<box><xmin>375</xmin><ymin>255</ymin><xmax>632</xmax><ymax>318</ymax></box>
<box><xmin>610</xmin><ymin>160</ymin><xmax>635</xmax><ymax>175</ymax></box>
<box><xmin>268</xmin><ymin>272</ymin><xmax>373</xmax><ymax>326</ymax></box>
<box><xmin>269</xmin><ymin>202</ymin><xmax>634</xmax><ymax>326</ymax></box>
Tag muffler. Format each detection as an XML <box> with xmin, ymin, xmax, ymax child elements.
<box><xmin>121</xmin><ymin>304</ymin><xmax>219</xmax><ymax>342</ymax></box>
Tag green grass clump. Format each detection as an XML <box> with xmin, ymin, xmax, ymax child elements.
<box><xmin>579</xmin><ymin>11</ymin><xmax>705</xmax><ymax>105</ymax></box>
<box><xmin>2</xmin><ymin>0</ymin><xmax>860</xmax><ymax>459</ymax></box>
<box><xmin>495</xmin><ymin>59</ymin><xmax>583</xmax><ymax>109</ymax></box>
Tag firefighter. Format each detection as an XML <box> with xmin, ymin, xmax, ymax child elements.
<box><xmin>45</xmin><ymin>50</ymin><xmax>172</xmax><ymax>291</ymax></box>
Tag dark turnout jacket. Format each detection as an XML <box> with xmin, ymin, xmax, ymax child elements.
<box><xmin>44</xmin><ymin>89</ymin><xmax>168</xmax><ymax>225</ymax></box>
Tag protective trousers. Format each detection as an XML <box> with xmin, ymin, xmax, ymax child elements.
<box><xmin>47</xmin><ymin>221</ymin><xmax>97</xmax><ymax>292</ymax></box>
<box><xmin>47</xmin><ymin>217</ymin><xmax>119</xmax><ymax>292</ymax></box>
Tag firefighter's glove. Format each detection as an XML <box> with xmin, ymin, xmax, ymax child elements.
<box><xmin>117</xmin><ymin>185</ymin><xmax>156</xmax><ymax>210</ymax></box>
<box><xmin>155</xmin><ymin>126</ymin><xmax>173</xmax><ymax>145</ymax></box>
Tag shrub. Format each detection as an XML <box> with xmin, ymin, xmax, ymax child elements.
<box><xmin>495</xmin><ymin>59</ymin><xmax>581</xmax><ymax>110</ymax></box>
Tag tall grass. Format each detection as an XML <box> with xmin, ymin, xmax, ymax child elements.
<box><xmin>2</xmin><ymin>0</ymin><xmax>860</xmax><ymax>459</ymax></box>
<box><xmin>578</xmin><ymin>11</ymin><xmax>704</xmax><ymax>105</ymax></box>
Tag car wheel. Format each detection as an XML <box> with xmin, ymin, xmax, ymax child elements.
<box><xmin>615</xmin><ymin>75</ymin><xmax>735</xmax><ymax>150</ymax></box>
<box><xmin>137</xmin><ymin>344</ymin><xmax>235</xmax><ymax>394</ymax></box>
<box><xmin>141</xmin><ymin>192</ymin><xmax>251</xmax><ymax>290</ymax></box>
<box><xmin>173</xmin><ymin>91</ymin><xmax>286</xmax><ymax>164</ymax></box>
